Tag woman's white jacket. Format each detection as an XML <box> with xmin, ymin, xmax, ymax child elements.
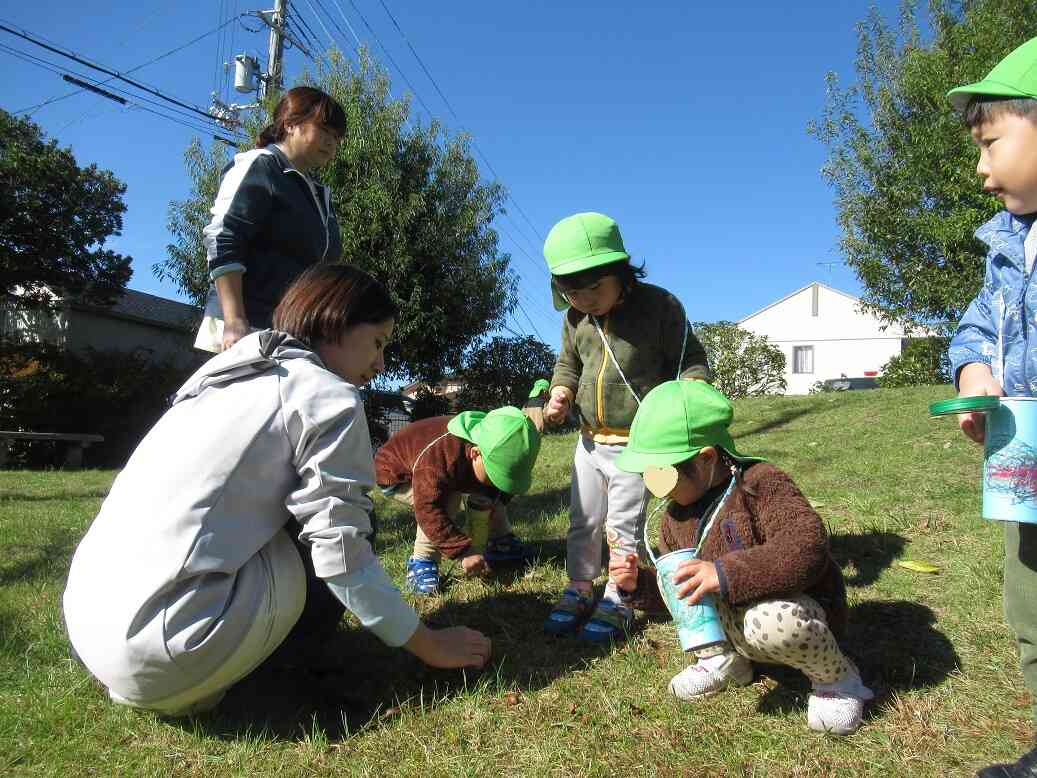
<box><xmin>64</xmin><ymin>331</ymin><xmax>380</xmax><ymax>701</ymax></box>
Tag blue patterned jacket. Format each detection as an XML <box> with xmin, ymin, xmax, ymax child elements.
<box><xmin>949</xmin><ymin>211</ymin><xmax>1037</xmax><ymax>395</ymax></box>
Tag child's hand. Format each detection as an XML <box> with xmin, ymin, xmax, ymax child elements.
<box><xmin>608</xmin><ymin>552</ymin><xmax>639</xmax><ymax>592</ymax></box>
<box><xmin>672</xmin><ymin>559</ymin><xmax>720</xmax><ymax>605</ymax></box>
<box><xmin>461</xmin><ymin>553</ymin><xmax>490</xmax><ymax>577</ymax></box>
<box><xmin>543</xmin><ymin>387</ymin><xmax>571</xmax><ymax>426</ymax></box>
<box><xmin>957</xmin><ymin>362</ymin><xmax>1003</xmax><ymax>444</ymax></box>
<box><xmin>404</xmin><ymin>623</ymin><xmax>492</xmax><ymax>669</ymax></box>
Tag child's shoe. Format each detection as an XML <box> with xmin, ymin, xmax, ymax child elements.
<box><xmin>976</xmin><ymin>744</ymin><xmax>1037</xmax><ymax>777</ymax></box>
<box><xmin>577</xmin><ymin>600</ymin><xmax>633</xmax><ymax>644</ymax></box>
<box><xmin>544</xmin><ymin>587</ymin><xmax>595</xmax><ymax>635</ymax></box>
<box><xmin>483</xmin><ymin>533</ymin><xmax>532</xmax><ymax>563</ymax></box>
<box><xmin>807</xmin><ymin>662</ymin><xmax>874</xmax><ymax>735</ymax></box>
<box><xmin>404</xmin><ymin>558</ymin><xmax>440</xmax><ymax>595</ymax></box>
<box><xmin>669</xmin><ymin>651</ymin><xmax>753</xmax><ymax>700</ymax></box>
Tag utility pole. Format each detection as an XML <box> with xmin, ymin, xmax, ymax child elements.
<box><xmin>265</xmin><ymin>0</ymin><xmax>287</xmax><ymax>99</ymax></box>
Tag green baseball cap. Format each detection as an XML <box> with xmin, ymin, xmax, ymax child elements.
<box><xmin>616</xmin><ymin>380</ymin><xmax>764</xmax><ymax>473</ymax></box>
<box><xmin>948</xmin><ymin>36</ymin><xmax>1037</xmax><ymax>111</ymax></box>
<box><xmin>544</xmin><ymin>212</ymin><xmax>630</xmax><ymax>310</ymax></box>
<box><xmin>447</xmin><ymin>406</ymin><xmax>541</xmax><ymax>495</ymax></box>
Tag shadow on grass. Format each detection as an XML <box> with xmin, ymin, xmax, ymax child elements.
<box><xmin>184</xmin><ymin>590</ymin><xmax>605</xmax><ymax>742</ymax></box>
<box><xmin>0</xmin><ymin>525</ymin><xmax>78</xmax><ymax>586</ymax></box>
<box><xmin>829</xmin><ymin>530</ymin><xmax>907</xmax><ymax>588</ymax></box>
<box><xmin>755</xmin><ymin>600</ymin><xmax>959</xmax><ymax>719</ymax></box>
<box><xmin>0</xmin><ymin>489</ymin><xmax>109</xmax><ymax>502</ymax></box>
<box><xmin>511</xmin><ymin>486</ymin><xmax>570</xmax><ymax>524</ymax></box>
<box><xmin>736</xmin><ymin>405</ymin><xmax>822</xmax><ymax>439</ymax></box>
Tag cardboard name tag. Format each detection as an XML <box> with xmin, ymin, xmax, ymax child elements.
<box><xmin>643</xmin><ymin>465</ymin><xmax>679</xmax><ymax>498</ymax></box>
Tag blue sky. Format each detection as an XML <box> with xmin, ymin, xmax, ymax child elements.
<box><xmin>1</xmin><ymin>0</ymin><xmax>910</xmax><ymax>354</ymax></box>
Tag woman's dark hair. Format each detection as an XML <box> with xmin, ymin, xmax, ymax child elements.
<box><xmin>256</xmin><ymin>86</ymin><xmax>347</xmax><ymax>148</ymax></box>
<box><xmin>273</xmin><ymin>265</ymin><xmax>398</xmax><ymax>345</ymax></box>
<box><xmin>551</xmin><ymin>258</ymin><xmax>646</xmax><ymax>299</ymax></box>
<box><xmin>964</xmin><ymin>96</ymin><xmax>1037</xmax><ymax>129</ymax></box>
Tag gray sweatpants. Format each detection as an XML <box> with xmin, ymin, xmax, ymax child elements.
<box><xmin>566</xmin><ymin>435</ymin><xmax>651</xmax><ymax>582</ymax></box>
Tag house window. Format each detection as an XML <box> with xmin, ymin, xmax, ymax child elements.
<box><xmin>793</xmin><ymin>345</ymin><xmax>814</xmax><ymax>374</ymax></box>
<box><xmin>0</xmin><ymin>301</ymin><xmax>65</xmax><ymax>346</ymax></box>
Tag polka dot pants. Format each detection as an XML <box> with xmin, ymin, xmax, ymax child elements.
<box><xmin>699</xmin><ymin>595</ymin><xmax>851</xmax><ymax>684</ymax></box>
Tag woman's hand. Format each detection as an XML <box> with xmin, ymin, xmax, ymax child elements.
<box><xmin>608</xmin><ymin>552</ymin><xmax>639</xmax><ymax>592</ymax></box>
<box><xmin>461</xmin><ymin>553</ymin><xmax>490</xmax><ymax>577</ymax></box>
<box><xmin>221</xmin><ymin>317</ymin><xmax>250</xmax><ymax>351</ymax></box>
<box><xmin>403</xmin><ymin>623</ymin><xmax>492</xmax><ymax>669</ymax></box>
<box><xmin>672</xmin><ymin>559</ymin><xmax>720</xmax><ymax>605</ymax></box>
<box><xmin>543</xmin><ymin>387</ymin><xmax>571</xmax><ymax>426</ymax></box>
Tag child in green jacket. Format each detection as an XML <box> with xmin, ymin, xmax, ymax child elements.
<box><xmin>540</xmin><ymin>211</ymin><xmax>710</xmax><ymax>642</ymax></box>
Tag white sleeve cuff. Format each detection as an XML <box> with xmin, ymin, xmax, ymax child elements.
<box><xmin>209</xmin><ymin>262</ymin><xmax>246</xmax><ymax>280</ymax></box>
<box><xmin>323</xmin><ymin>561</ymin><xmax>420</xmax><ymax>647</ymax></box>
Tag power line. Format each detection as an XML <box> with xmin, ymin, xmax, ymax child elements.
<box><xmin>16</xmin><ymin>15</ymin><xmax>243</xmax><ymax>116</ymax></box>
<box><xmin>0</xmin><ymin>43</ymin><xmax>242</xmax><ymax>141</ymax></box>
<box><xmin>0</xmin><ymin>21</ymin><xmax>227</xmax><ymax>126</ymax></box>
<box><xmin>372</xmin><ymin>1</ymin><xmax>545</xmax><ymax>248</ymax></box>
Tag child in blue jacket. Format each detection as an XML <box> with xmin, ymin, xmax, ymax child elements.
<box><xmin>947</xmin><ymin>36</ymin><xmax>1037</xmax><ymax>778</ymax></box>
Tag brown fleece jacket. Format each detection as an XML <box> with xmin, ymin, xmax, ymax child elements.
<box><xmin>373</xmin><ymin>415</ymin><xmax>500</xmax><ymax>560</ymax></box>
<box><xmin>623</xmin><ymin>462</ymin><xmax>847</xmax><ymax>638</ymax></box>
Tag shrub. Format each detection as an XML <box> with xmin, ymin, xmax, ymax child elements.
<box><xmin>878</xmin><ymin>337</ymin><xmax>951</xmax><ymax>388</ymax></box>
<box><xmin>0</xmin><ymin>341</ymin><xmax>192</xmax><ymax>467</ymax></box>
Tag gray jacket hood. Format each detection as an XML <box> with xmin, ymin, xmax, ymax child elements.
<box><xmin>174</xmin><ymin>330</ymin><xmax>322</xmax><ymax>404</ymax></box>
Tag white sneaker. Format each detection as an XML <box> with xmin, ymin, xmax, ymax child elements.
<box><xmin>668</xmin><ymin>652</ymin><xmax>754</xmax><ymax>700</ymax></box>
<box><xmin>807</xmin><ymin>662</ymin><xmax>874</xmax><ymax>735</ymax></box>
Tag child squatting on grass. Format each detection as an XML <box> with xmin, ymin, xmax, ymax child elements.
<box><xmin>540</xmin><ymin>212</ymin><xmax>711</xmax><ymax>643</ymax></box>
<box><xmin>947</xmin><ymin>36</ymin><xmax>1037</xmax><ymax>778</ymax></box>
<box><xmin>63</xmin><ymin>266</ymin><xmax>491</xmax><ymax>717</ymax></box>
<box><xmin>611</xmin><ymin>380</ymin><xmax>874</xmax><ymax>735</ymax></box>
<box><xmin>374</xmin><ymin>407</ymin><xmax>541</xmax><ymax>595</ymax></box>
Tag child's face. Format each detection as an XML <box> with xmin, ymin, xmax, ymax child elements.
<box><xmin>666</xmin><ymin>449</ymin><xmax>719</xmax><ymax>506</ymax></box>
<box><xmin>562</xmin><ymin>276</ymin><xmax>624</xmax><ymax>317</ymax></box>
<box><xmin>470</xmin><ymin>448</ymin><xmax>492</xmax><ymax>487</ymax></box>
<box><xmin>971</xmin><ymin>112</ymin><xmax>1037</xmax><ymax>216</ymax></box>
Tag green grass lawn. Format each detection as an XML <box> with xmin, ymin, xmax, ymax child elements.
<box><xmin>0</xmin><ymin>385</ymin><xmax>1030</xmax><ymax>777</ymax></box>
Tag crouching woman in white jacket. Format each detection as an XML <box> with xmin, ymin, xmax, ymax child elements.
<box><xmin>63</xmin><ymin>265</ymin><xmax>491</xmax><ymax>716</ymax></box>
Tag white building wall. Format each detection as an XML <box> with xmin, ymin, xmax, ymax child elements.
<box><xmin>739</xmin><ymin>283</ymin><xmax>908</xmax><ymax>395</ymax></box>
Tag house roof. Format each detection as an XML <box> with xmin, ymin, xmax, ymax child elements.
<box><xmin>737</xmin><ymin>281</ymin><xmax>859</xmax><ymax>325</ymax></box>
<box><xmin>72</xmin><ymin>288</ymin><xmax>200</xmax><ymax>331</ymax></box>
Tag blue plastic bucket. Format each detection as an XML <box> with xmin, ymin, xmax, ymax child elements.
<box><xmin>653</xmin><ymin>547</ymin><xmax>726</xmax><ymax>651</ymax></box>
<box><xmin>982</xmin><ymin>398</ymin><xmax>1037</xmax><ymax>524</ymax></box>
<box><xmin>930</xmin><ymin>396</ymin><xmax>1037</xmax><ymax>524</ymax></box>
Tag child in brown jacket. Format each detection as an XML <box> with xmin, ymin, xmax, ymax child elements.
<box><xmin>375</xmin><ymin>407</ymin><xmax>540</xmax><ymax>594</ymax></box>
<box><xmin>613</xmin><ymin>380</ymin><xmax>873</xmax><ymax>735</ymax></box>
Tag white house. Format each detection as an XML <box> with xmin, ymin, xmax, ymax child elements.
<box><xmin>738</xmin><ymin>281</ymin><xmax>920</xmax><ymax>395</ymax></box>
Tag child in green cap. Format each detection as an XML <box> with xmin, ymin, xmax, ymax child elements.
<box><xmin>947</xmin><ymin>35</ymin><xmax>1037</xmax><ymax>778</ymax></box>
<box><xmin>540</xmin><ymin>211</ymin><xmax>711</xmax><ymax>642</ymax></box>
<box><xmin>613</xmin><ymin>380</ymin><xmax>873</xmax><ymax>735</ymax></box>
<box><xmin>374</xmin><ymin>407</ymin><xmax>540</xmax><ymax>594</ymax></box>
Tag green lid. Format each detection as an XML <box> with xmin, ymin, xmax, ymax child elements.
<box><xmin>447</xmin><ymin>407</ymin><xmax>541</xmax><ymax>495</ymax></box>
<box><xmin>544</xmin><ymin>212</ymin><xmax>630</xmax><ymax>310</ymax></box>
<box><xmin>528</xmin><ymin>378</ymin><xmax>550</xmax><ymax>399</ymax></box>
<box><xmin>948</xmin><ymin>36</ymin><xmax>1037</xmax><ymax>111</ymax></box>
<box><xmin>929</xmin><ymin>396</ymin><xmax>1001</xmax><ymax>417</ymax></box>
<box><xmin>616</xmin><ymin>380</ymin><xmax>764</xmax><ymax>473</ymax></box>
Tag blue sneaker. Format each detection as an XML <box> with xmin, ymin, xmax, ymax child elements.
<box><xmin>577</xmin><ymin>600</ymin><xmax>633</xmax><ymax>644</ymax></box>
<box><xmin>404</xmin><ymin>558</ymin><xmax>440</xmax><ymax>595</ymax></box>
<box><xmin>544</xmin><ymin>587</ymin><xmax>595</xmax><ymax>635</ymax></box>
<box><xmin>484</xmin><ymin>533</ymin><xmax>533</xmax><ymax>563</ymax></box>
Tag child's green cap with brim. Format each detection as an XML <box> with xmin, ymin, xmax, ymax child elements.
<box><xmin>544</xmin><ymin>212</ymin><xmax>630</xmax><ymax>310</ymax></box>
<box><xmin>948</xmin><ymin>36</ymin><xmax>1037</xmax><ymax>112</ymax></box>
<box><xmin>448</xmin><ymin>407</ymin><xmax>541</xmax><ymax>495</ymax></box>
<box><xmin>616</xmin><ymin>380</ymin><xmax>764</xmax><ymax>473</ymax></box>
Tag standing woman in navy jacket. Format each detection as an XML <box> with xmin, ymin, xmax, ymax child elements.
<box><xmin>197</xmin><ymin>86</ymin><xmax>347</xmax><ymax>352</ymax></box>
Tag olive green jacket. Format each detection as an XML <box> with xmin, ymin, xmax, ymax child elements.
<box><xmin>550</xmin><ymin>282</ymin><xmax>711</xmax><ymax>437</ymax></box>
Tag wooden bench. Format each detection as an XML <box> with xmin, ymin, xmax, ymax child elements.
<box><xmin>0</xmin><ymin>431</ymin><xmax>105</xmax><ymax>469</ymax></box>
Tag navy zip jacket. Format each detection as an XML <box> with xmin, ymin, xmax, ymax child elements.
<box><xmin>202</xmin><ymin>144</ymin><xmax>343</xmax><ymax>328</ymax></box>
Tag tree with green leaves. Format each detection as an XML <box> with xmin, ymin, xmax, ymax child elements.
<box><xmin>158</xmin><ymin>51</ymin><xmax>516</xmax><ymax>381</ymax></box>
<box><xmin>454</xmin><ymin>335</ymin><xmax>556</xmax><ymax>412</ymax></box>
<box><xmin>810</xmin><ymin>0</ymin><xmax>1037</xmax><ymax>331</ymax></box>
<box><xmin>693</xmin><ymin>322</ymin><xmax>787</xmax><ymax>398</ymax></box>
<box><xmin>1</xmin><ymin>109</ymin><xmax>132</xmax><ymax>310</ymax></box>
